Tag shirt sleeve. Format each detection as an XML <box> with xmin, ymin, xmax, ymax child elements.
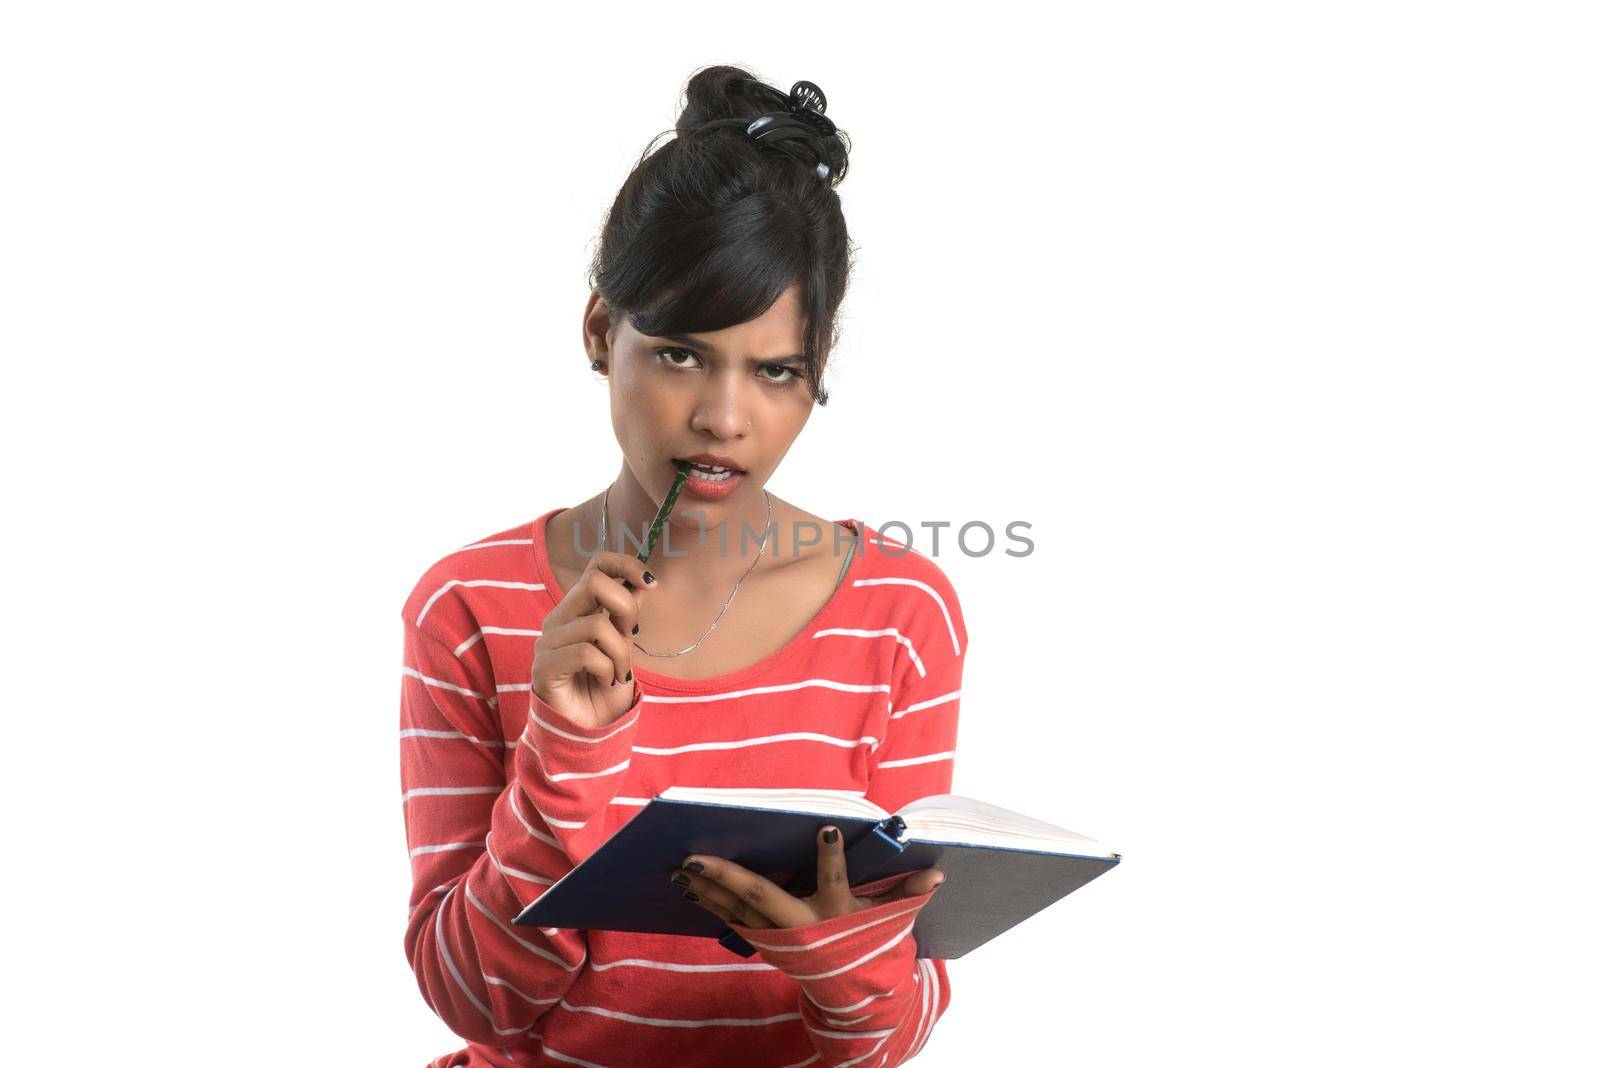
<box><xmin>725</xmin><ymin>622</ymin><xmax>965</xmax><ymax>1066</ymax></box>
<box><xmin>400</xmin><ymin>619</ymin><xmax>646</xmax><ymax>1047</ymax></box>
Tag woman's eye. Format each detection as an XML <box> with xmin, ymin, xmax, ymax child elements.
<box><xmin>656</xmin><ymin>347</ymin><xmax>701</xmax><ymax>369</ymax></box>
<box><xmin>758</xmin><ymin>364</ymin><xmax>799</xmax><ymax>384</ymax></box>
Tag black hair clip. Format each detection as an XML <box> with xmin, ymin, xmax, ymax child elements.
<box><xmin>745</xmin><ymin>79</ymin><xmax>838</xmax><ymax>181</ymax></box>
<box><xmin>787</xmin><ymin>80</ymin><xmax>829</xmax><ymax>121</ymax></box>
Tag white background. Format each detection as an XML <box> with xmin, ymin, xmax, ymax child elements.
<box><xmin>4</xmin><ymin>2</ymin><xmax>1596</xmax><ymax>1065</ymax></box>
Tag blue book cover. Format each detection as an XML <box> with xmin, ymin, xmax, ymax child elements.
<box><xmin>515</xmin><ymin>788</ymin><xmax>1120</xmax><ymax>960</ymax></box>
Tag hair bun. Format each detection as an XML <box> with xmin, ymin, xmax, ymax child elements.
<box><xmin>673</xmin><ymin>67</ymin><xmax>849</xmax><ymax>186</ymax></box>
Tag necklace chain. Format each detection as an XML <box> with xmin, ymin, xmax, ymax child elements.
<box><xmin>598</xmin><ymin>483</ymin><xmax>772</xmax><ymax>658</ymax></box>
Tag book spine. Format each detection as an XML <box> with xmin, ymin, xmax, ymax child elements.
<box><xmin>716</xmin><ymin>817</ymin><xmax>909</xmax><ymax>958</ymax></box>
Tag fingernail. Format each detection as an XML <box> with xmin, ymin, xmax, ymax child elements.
<box><xmin>684</xmin><ymin>860</ymin><xmax>704</xmax><ymax>873</ymax></box>
<box><xmin>671</xmin><ymin>872</ymin><xmax>691</xmax><ymax>886</ymax></box>
<box><xmin>631</xmin><ymin>623</ymin><xmax>639</xmax><ymax>635</ymax></box>
<box><xmin>642</xmin><ymin>570</ymin><xmax>656</xmax><ymax>585</ymax></box>
<box><xmin>625</xmin><ymin>670</ymin><xmax>632</xmax><ymax>682</ymax></box>
<box><xmin>610</xmin><ymin>677</ymin><xmax>617</xmax><ymax>686</ymax></box>
<box><xmin>823</xmin><ymin>827</ymin><xmax>838</xmax><ymax>844</ymax></box>
<box><xmin>683</xmin><ymin>891</ymin><xmax>699</xmax><ymax>901</ymax></box>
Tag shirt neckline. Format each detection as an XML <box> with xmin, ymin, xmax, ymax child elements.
<box><xmin>527</xmin><ymin>506</ymin><xmax>870</xmax><ymax>694</ymax></box>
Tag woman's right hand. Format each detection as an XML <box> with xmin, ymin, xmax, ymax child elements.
<box><xmin>531</xmin><ymin>551</ymin><xmax>658</xmax><ymax>729</ymax></box>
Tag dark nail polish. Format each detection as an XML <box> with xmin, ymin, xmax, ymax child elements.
<box><xmin>625</xmin><ymin>670</ymin><xmax>632</xmax><ymax>682</ymax></box>
<box><xmin>642</xmin><ymin>570</ymin><xmax>656</xmax><ymax>585</ymax></box>
<box><xmin>683</xmin><ymin>891</ymin><xmax>699</xmax><ymax>902</ymax></box>
<box><xmin>823</xmin><ymin>827</ymin><xmax>839</xmax><ymax>844</ymax></box>
<box><xmin>631</xmin><ymin>623</ymin><xmax>639</xmax><ymax>635</ymax></box>
<box><xmin>671</xmin><ymin>872</ymin><xmax>691</xmax><ymax>886</ymax></box>
<box><xmin>685</xmin><ymin>860</ymin><xmax>704</xmax><ymax>874</ymax></box>
<box><xmin>610</xmin><ymin>677</ymin><xmax>617</xmax><ymax>686</ymax></box>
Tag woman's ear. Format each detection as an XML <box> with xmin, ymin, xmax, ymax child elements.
<box><xmin>581</xmin><ymin>289</ymin><xmax>614</xmax><ymax>371</ymax></box>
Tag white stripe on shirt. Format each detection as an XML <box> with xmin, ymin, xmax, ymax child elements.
<box><xmin>812</xmin><ymin>627</ymin><xmax>927</xmax><ymax>677</ymax></box>
<box><xmin>849</xmin><ymin>577</ymin><xmax>960</xmax><ymax>656</ymax></box>
<box><xmin>403</xmin><ymin>786</ymin><xmax>500</xmax><ymax>803</ymax></box>
<box><xmin>402</xmin><ymin>666</ymin><xmax>487</xmax><ymax>701</ymax></box>
<box><xmin>417</xmin><ymin>579</ymin><xmax>546</xmax><ymax>627</ymax></box>
<box><xmin>400</xmin><ymin>727</ymin><xmax>506</xmax><ymax>748</ymax></box>
<box><xmin>889</xmin><ymin>689</ymin><xmax>960</xmax><ymax>719</ymax></box>
<box><xmin>642</xmin><ymin>679</ymin><xmax>891</xmax><ymax>705</ymax></box>
<box><xmin>633</xmin><ymin>732</ymin><xmax>880</xmax><ymax>757</ymax></box>
<box><xmin>877</xmin><ymin>751</ymin><xmax>956</xmax><ymax>769</ymax></box>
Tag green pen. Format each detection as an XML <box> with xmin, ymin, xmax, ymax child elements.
<box><xmin>623</xmin><ymin>460</ymin><xmax>691</xmax><ymax>590</ymax></box>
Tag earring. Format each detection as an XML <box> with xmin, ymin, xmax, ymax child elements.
<box><xmin>590</xmin><ymin>359</ymin><xmax>605</xmax><ymax>374</ymax></box>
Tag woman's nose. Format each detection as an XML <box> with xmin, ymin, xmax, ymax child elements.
<box><xmin>690</xmin><ymin>384</ymin><xmax>754</xmax><ymax>438</ymax></box>
<box><xmin>693</xmin><ymin>410</ymin><xmax>751</xmax><ymax>439</ymax></box>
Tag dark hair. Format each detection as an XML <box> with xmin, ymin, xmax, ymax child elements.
<box><xmin>586</xmin><ymin>65</ymin><xmax>855</xmax><ymax>406</ymax></box>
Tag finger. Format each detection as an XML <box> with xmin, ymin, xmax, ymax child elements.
<box><xmin>872</xmin><ymin>867</ymin><xmax>947</xmax><ymax>903</ymax></box>
<box><xmin>814</xmin><ymin>825</ymin><xmax>854</xmax><ymax>912</ymax></box>
<box><xmin>541</xmin><ymin>615</ymin><xmax>630</xmax><ymax>686</ymax></box>
<box><xmin>676</xmin><ymin>856</ymin><xmax>808</xmax><ymax>928</ymax></box>
<box><xmin>681</xmin><ymin>877</ymin><xmax>776</xmax><ymax>929</ymax></box>
<box><xmin>537</xmin><ymin>640</ymin><xmax>620</xmax><ymax>689</ymax></box>
<box><xmin>571</xmin><ymin>568</ymin><xmax>642</xmax><ymax>643</ymax></box>
<box><xmin>584</xmin><ymin>549</ymin><xmax>659</xmax><ymax>594</ymax></box>
<box><xmin>681</xmin><ymin>887</ymin><xmax>741</xmax><ymax>926</ymax></box>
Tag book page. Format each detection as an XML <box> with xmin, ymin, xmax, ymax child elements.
<box><xmin>898</xmin><ymin>793</ymin><xmax>1116</xmax><ymax>858</ymax></box>
<box><xmin>657</xmin><ymin>785</ymin><xmax>890</xmax><ymax>821</ymax></box>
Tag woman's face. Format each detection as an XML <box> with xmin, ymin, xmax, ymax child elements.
<box><xmin>584</xmin><ymin>283</ymin><xmax>817</xmax><ymax>525</ymax></box>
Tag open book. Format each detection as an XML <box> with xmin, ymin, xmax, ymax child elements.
<box><xmin>516</xmin><ymin>785</ymin><xmax>1120</xmax><ymax>960</ymax></box>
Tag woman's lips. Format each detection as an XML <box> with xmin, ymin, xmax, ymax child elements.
<box><xmin>672</xmin><ymin>460</ymin><xmax>745</xmax><ymax>501</ymax></box>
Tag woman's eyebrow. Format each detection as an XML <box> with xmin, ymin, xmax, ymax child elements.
<box><xmin>660</xmin><ymin>333</ymin><xmax>804</xmax><ymax>364</ymax></box>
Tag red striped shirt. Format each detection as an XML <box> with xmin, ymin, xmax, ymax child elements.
<box><xmin>400</xmin><ymin>507</ymin><xmax>966</xmax><ymax>1067</ymax></box>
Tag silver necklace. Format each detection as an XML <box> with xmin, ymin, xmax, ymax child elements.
<box><xmin>598</xmin><ymin>483</ymin><xmax>773</xmax><ymax>658</ymax></box>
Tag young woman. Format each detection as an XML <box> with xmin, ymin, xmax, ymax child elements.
<box><xmin>399</xmin><ymin>66</ymin><xmax>967</xmax><ymax>1068</ymax></box>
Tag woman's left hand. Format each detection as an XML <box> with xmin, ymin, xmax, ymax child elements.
<box><xmin>669</xmin><ymin>824</ymin><xmax>946</xmax><ymax>929</ymax></box>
